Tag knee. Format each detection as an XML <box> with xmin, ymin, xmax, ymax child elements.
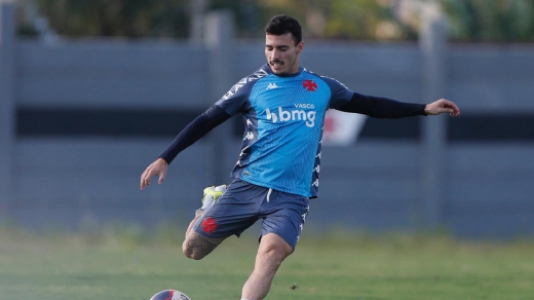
<box><xmin>258</xmin><ymin>244</ymin><xmax>291</xmax><ymax>266</ymax></box>
<box><xmin>182</xmin><ymin>241</ymin><xmax>206</xmax><ymax>260</ymax></box>
<box><xmin>256</xmin><ymin>234</ymin><xmax>293</xmax><ymax>268</ymax></box>
<box><xmin>184</xmin><ymin>251</ymin><xmax>205</xmax><ymax>260</ymax></box>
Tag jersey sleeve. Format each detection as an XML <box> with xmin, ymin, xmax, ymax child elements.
<box><xmin>158</xmin><ymin>105</ymin><xmax>231</xmax><ymax>164</ymax></box>
<box><xmin>320</xmin><ymin>76</ymin><xmax>354</xmax><ymax>109</ymax></box>
<box><xmin>338</xmin><ymin>93</ymin><xmax>426</xmax><ymax>118</ymax></box>
<box><xmin>214</xmin><ymin>77</ymin><xmax>255</xmax><ymax>116</ymax></box>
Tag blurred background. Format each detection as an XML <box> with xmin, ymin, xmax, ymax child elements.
<box><xmin>1</xmin><ymin>0</ymin><xmax>533</xmax><ymax>238</ymax></box>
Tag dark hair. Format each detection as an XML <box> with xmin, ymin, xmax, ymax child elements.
<box><xmin>265</xmin><ymin>15</ymin><xmax>302</xmax><ymax>45</ymax></box>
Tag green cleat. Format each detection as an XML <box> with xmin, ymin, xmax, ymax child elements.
<box><xmin>200</xmin><ymin>185</ymin><xmax>227</xmax><ymax>211</ymax></box>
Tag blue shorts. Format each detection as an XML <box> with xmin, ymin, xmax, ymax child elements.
<box><xmin>193</xmin><ymin>179</ymin><xmax>310</xmax><ymax>250</ymax></box>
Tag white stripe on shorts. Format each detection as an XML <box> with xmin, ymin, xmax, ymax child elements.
<box><xmin>267</xmin><ymin>188</ymin><xmax>272</xmax><ymax>202</ymax></box>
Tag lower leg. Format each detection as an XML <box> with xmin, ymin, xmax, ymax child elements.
<box><xmin>241</xmin><ymin>233</ymin><xmax>293</xmax><ymax>300</ymax></box>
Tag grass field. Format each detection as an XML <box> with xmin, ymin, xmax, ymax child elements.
<box><xmin>1</xmin><ymin>226</ymin><xmax>533</xmax><ymax>300</ymax></box>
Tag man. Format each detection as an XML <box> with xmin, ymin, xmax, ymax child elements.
<box><xmin>140</xmin><ymin>14</ymin><xmax>460</xmax><ymax>300</ymax></box>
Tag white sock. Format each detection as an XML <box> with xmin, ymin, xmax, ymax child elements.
<box><xmin>200</xmin><ymin>195</ymin><xmax>215</xmax><ymax>210</ymax></box>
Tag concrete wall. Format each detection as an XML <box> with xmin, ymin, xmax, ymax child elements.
<box><xmin>2</xmin><ymin>5</ymin><xmax>534</xmax><ymax>238</ymax></box>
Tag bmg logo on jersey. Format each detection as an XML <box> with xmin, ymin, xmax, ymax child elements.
<box><xmin>265</xmin><ymin>104</ymin><xmax>317</xmax><ymax>128</ymax></box>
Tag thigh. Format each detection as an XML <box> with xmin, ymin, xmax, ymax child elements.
<box><xmin>193</xmin><ymin>179</ymin><xmax>264</xmax><ymax>239</ymax></box>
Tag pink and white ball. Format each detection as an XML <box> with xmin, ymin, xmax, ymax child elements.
<box><xmin>150</xmin><ymin>289</ymin><xmax>191</xmax><ymax>300</ymax></box>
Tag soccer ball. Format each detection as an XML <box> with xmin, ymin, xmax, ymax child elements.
<box><xmin>150</xmin><ymin>289</ymin><xmax>191</xmax><ymax>300</ymax></box>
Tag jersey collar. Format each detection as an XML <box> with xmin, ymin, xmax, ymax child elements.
<box><xmin>263</xmin><ymin>64</ymin><xmax>303</xmax><ymax>77</ymax></box>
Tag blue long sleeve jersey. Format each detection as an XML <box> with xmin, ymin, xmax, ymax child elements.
<box><xmin>160</xmin><ymin>64</ymin><xmax>426</xmax><ymax>198</ymax></box>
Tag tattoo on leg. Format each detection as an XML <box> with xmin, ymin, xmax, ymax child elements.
<box><xmin>184</xmin><ymin>231</ymin><xmax>224</xmax><ymax>258</ymax></box>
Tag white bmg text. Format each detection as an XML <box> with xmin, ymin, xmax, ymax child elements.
<box><xmin>266</xmin><ymin>105</ymin><xmax>317</xmax><ymax>128</ymax></box>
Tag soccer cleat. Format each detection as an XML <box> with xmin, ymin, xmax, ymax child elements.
<box><xmin>202</xmin><ymin>185</ymin><xmax>227</xmax><ymax>204</ymax></box>
<box><xmin>200</xmin><ymin>184</ymin><xmax>227</xmax><ymax>210</ymax></box>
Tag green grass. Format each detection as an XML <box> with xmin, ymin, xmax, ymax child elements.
<box><xmin>1</xmin><ymin>227</ymin><xmax>533</xmax><ymax>300</ymax></box>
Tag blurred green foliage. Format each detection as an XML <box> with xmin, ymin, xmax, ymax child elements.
<box><xmin>16</xmin><ymin>0</ymin><xmax>534</xmax><ymax>42</ymax></box>
<box><xmin>21</xmin><ymin>0</ymin><xmax>190</xmax><ymax>38</ymax></box>
<box><xmin>442</xmin><ymin>0</ymin><xmax>534</xmax><ymax>42</ymax></box>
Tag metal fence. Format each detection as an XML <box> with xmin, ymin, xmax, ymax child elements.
<box><xmin>1</xmin><ymin>3</ymin><xmax>534</xmax><ymax>237</ymax></box>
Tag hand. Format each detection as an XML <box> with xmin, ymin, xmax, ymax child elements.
<box><xmin>140</xmin><ymin>158</ymin><xmax>168</xmax><ymax>190</ymax></box>
<box><xmin>424</xmin><ymin>99</ymin><xmax>460</xmax><ymax>117</ymax></box>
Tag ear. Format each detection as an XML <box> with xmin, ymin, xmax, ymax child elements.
<box><xmin>296</xmin><ymin>41</ymin><xmax>304</xmax><ymax>54</ymax></box>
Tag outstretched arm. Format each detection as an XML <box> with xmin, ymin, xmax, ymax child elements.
<box><xmin>337</xmin><ymin>92</ymin><xmax>460</xmax><ymax>118</ymax></box>
<box><xmin>140</xmin><ymin>105</ymin><xmax>231</xmax><ymax>190</ymax></box>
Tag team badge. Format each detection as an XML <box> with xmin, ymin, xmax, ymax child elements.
<box><xmin>201</xmin><ymin>217</ymin><xmax>217</xmax><ymax>234</ymax></box>
<box><xmin>303</xmin><ymin>79</ymin><xmax>318</xmax><ymax>92</ymax></box>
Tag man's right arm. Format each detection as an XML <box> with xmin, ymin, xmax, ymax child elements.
<box><xmin>158</xmin><ymin>105</ymin><xmax>231</xmax><ymax>164</ymax></box>
<box><xmin>140</xmin><ymin>105</ymin><xmax>230</xmax><ymax>190</ymax></box>
<box><xmin>140</xmin><ymin>68</ymin><xmax>258</xmax><ymax>190</ymax></box>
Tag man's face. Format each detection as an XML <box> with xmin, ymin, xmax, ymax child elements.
<box><xmin>265</xmin><ymin>33</ymin><xmax>303</xmax><ymax>75</ymax></box>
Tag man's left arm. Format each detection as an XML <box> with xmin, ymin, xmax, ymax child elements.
<box><xmin>337</xmin><ymin>92</ymin><xmax>460</xmax><ymax>118</ymax></box>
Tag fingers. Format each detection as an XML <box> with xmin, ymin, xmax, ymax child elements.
<box><xmin>445</xmin><ymin>103</ymin><xmax>460</xmax><ymax>117</ymax></box>
<box><xmin>444</xmin><ymin>100</ymin><xmax>460</xmax><ymax>114</ymax></box>
<box><xmin>450</xmin><ymin>107</ymin><xmax>460</xmax><ymax>117</ymax></box>
<box><xmin>158</xmin><ymin>168</ymin><xmax>166</xmax><ymax>185</ymax></box>
<box><xmin>140</xmin><ymin>167</ymin><xmax>152</xmax><ymax>190</ymax></box>
<box><xmin>140</xmin><ymin>170</ymin><xmax>146</xmax><ymax>189</ymax></box>
<box><xmin>436</xmin><ymin>98</ymin><xmax>460</xmax><ymax>117</ymax></box>
<box><xmin>140</xmin><ymin>163</ymin><xmax>157</xmax><ymax>190</ymax></box>
<box><xmin>140</xmin><ymin>158</ymin><xmax>169</xmax><ymax>190</ymax></box>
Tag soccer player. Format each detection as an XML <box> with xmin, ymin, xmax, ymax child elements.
<box><xmin>140</xmin><ymin>14</ymin><xmax>460</xmax><ymax>300</ymax></box>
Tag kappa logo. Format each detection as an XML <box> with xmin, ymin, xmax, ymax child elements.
<box><xmin>266</xmin><ymin>82</ymin><xmax>279</xmax><ymax>90</ymax></box>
